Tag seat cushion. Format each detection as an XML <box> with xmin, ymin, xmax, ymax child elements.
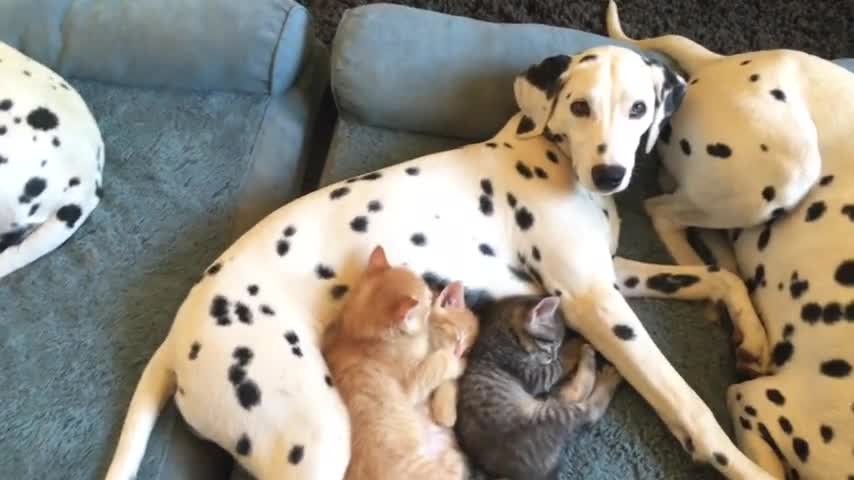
<box><xmin>0</xmin><ymin>0</ymin><xmax>313</xmax><ymax>95</ymax></box>
<box><xmin>0</xmin><ymin>81</ymin><xmax>269</xmax><ymax>479</ymax></box>
<box><xmin>319</xmin><ymin>116</ymin><xmax>739</xmax><ymax>479</ymax></box>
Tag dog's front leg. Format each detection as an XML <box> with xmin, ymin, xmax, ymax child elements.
<box><xmin>612</xmin><ymin>256</ymin><xmax>769</xmax><ymax>377</ymax></box>
<box><xmin>559</xmin><ymin>283</ymin><xmax>775</xmax><ymax>480</ymax></box>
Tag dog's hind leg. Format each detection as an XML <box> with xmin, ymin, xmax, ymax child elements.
<box><xmin>605</xmin><ymin>0</ymin><xmax>723</xmax><ymax>73</ymax></box>
<box><xmin>0</xmin><ymin>193</ymin><xmax>99</xmax><ymax>279</ymax></box>
<box><xmin>726</xmin><ymin>383</ymin><xmax>788</xmax><ymax>479</ymax></box>
<box><xmin>613</xmin><ymin>257</ymin><xmax>769</xmax><ymax>377</ymax></box>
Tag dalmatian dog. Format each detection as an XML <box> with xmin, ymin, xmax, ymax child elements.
<box><xmin>105</xmin><ymin>46</ymin><xmax>777</xmax><ymax>480</ymax></box>
<box><xmin>0</xmin><ymin>42</ymin><xmax>104</xmax><ymax>280</ymax></box>
<box><xmin>607</xmin><ymin>1</ymin><xmax>854</xmax><ymax>479</ymax></box>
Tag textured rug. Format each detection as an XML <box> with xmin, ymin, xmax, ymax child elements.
<box><xmin>306</xmin><ymin>0</ymin><xmax>851</xmax><ymax>59</ymax></box>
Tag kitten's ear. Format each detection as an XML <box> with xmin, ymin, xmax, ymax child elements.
<box><xmin>366</xmin><ymin>245</ymin><xmax>391</xmax><ymax>273</ymax></box>
<box><xmin>392</xmin><ymin>295</ymin><xmax>421</xmax><ymax>332</ymax></box>
<box><xmin>525</xmin><ymin>296</ymin><xmax>564</xmax><ymax>339</ymax></box>
<box><xmin>436</xmin><ymin>281</ymin><xmax>465</xmax><ymax>309</ymax></box>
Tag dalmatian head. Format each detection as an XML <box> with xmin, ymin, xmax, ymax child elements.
<box><xmin>513</xmin><ymin>46</ymin><xmax>686</xmax><ymax>194</ymax></box>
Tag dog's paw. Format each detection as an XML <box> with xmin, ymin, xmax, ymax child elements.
<box><xmin>730</xmin><ymin>303</ymin><xmax>769</xmax><ymax>378</ymax></box>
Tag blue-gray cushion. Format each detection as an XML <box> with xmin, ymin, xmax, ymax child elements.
<box><xmin>835</xmin><ymin>58</ymin><xmax>854</xmax><ymax>71</ymax></box>
<box><xmin>0</xmin><ymin>0</ymin><xmax>312</xmax><ymax>94</ymax></box>
<box><xmin>330</xmin><ymin>3</ymin><xmax>664</xmax><ymax>140</ymax></box>
<box><xmin>331</xmin><ymin>4</ymin><xmax>852</xmax><ymax>141</ymax></box>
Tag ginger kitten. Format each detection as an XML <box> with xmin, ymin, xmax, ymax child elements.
<box><xmin>324</xmin><ymin>246</ymin><xmax>467</xmax><ymax>480</ymax></box>
<box><xmin>427</xmin><ymin>281</ymin><xmax>480</xmax><ymax>428</ymax></box>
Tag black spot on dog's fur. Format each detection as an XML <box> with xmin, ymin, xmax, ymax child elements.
<box><xmin>713</xmin><ymin>453</ymin><xmax>728</xmax><ymax>467</ymax></box>
<box><xmin>531</xmin><ymin>246</ymin><xmax>541</xmax><ymax>262</ymax></box>
<box><xmin>284</xmin><ymin>226</ymin><xmax>296</xmax><ymax>237</ymax></box>
<box><xmin>821</xmin><ymin>359</ymin><xmax>852</xmax><ymax>378</ymax></box>
<box><xmin>0</xmin><ymin>99</ymin><xmax>11</xmax><ymax>111</ymax></box>
<box><xmin>757</xmin><ymin>422</ymin><xmax>786</xmax><ymax>461</ymax></box>
<box><xmin>820</xmin><ymin>425</ymin><xmax>834</xmax><ymax>443</ymax></box>
<box><xmin>211</xmin><ymin>296</ymin><xmax>231</xmax><ymax>325</ymax></box>
<box><xmin>534</xmin><ymin>167</ymin><xmax>548</xmax><ymax>179</ymax></box>
<box><xmin>248</xmin><ymin>285</ymin><xmax>259</xmax><ymax>296</ymax></box>
<box><xmin>361</xmin><ymin>172</ymin><xmax>382</xmax><ymax>181</ymax></box>
<box><xmin>801</xmin><ymin>302</ymin><xmax>822</xmax><ymax>324</ymax></box>
<box><xmin>805</xmin><ymin>201</ymin><xmax>826</xmax><ymax>222</ymax></box>
<box><xmin>762</xmin><ymin>186</ymin><xmax>776</xmax><ymax>202</ymax></box>
<box><xmin>331</xmin><ymin>284</ymin><xmax>349</xmax><ymax>300</ymax></box>
<box><xmin>52</xmin><ymin>137</ymin><xmax>60</xmax><ymax>147</ymax></box>
<box><xmin>21</xmin><ymin>177</ymin><xmax>47</xmax><ymax>203</ymax></box>
<box><xmin>783</xmin><ymin>324</ymin><xmax>795</xmax><ymax>338</ymax></box>
<box><xmin>189</xmin><ymin>342</ymin><xmax>201</xmax><ymax>360</ymax></box>
<box><xmin>28</xmin><ymin>204</ymin><xmax>39</xmax><ymax>216</ymax></box>
<box><xmin>233</xmin><ymin>347</ymin><xmax>253</xmax><ymax>366</ymax></box>
<box><xmin>757</xmin><ymin>222</ymin><xmax>774</xmax><ymax>251</ymax></box>
<box><xmin>509</xmin><ymin>266</ymin><xmax>534</xmax><ymax>284</ymax></box>
<box><xmin>480</xmin><ymin>178</ymin><xmax>493</xmax><ymax>196</ymax></box>
<box><xmin>766</xmin><ymin>389</ymin><xmax>785</xmax><ymax>405</ymax></box>
<box><xmin>760</xmin><ymin>144</ymin><xmax>769</xmax><ymax>152</ymax></box>
<box><xmin>842</xmin><ymin>205</ymin><xmax>854</xmax><ymax>221</ymax></box>
<box><xmin>367</xmin><ymin>200</ymin><xmax>382</xmax><ymax>212</ymax></box>
<box><xmin>770</xmin><ymin>89</ymin><xmax>787</xmax><ymax>102</ymax></box>
<box><xmin>546</xmin><ymin>150</ymin><xmax>559</xmax><ymax>164</ymax></box>
<box><xmin>579</xmin><ymin>54</ymin><xmax>598</xmax><ymax>63</ymax></box>
<box><xmin>772</xmin><ymin>341</ymin><xmax>794</xmax><ymax>366</ymax></box>
<box><xmin>507</xmin><ymin>193</ymin><xmax>517</xmax><ymax>208</ymax></box>
<box><xmin>316</xmin><ymin>264</ymin><xmax>336</xmax><ymax>279</ymax></box>
<box><xmin>235</xmin><ymin>302</ymin><xmax>252</xmax><ymax>324</ymax></box>
<box><xmin>624</xmin><ymin>276</ymin><xmax>639</xmax><ymax>288</ymax></box>
<box><xmin>260</xmin><ymin>305</ymin><xmax>275</xmax><ymax>316</ymax></box>
<box><xmin>746</xmin><ymin>264</ymin><xmax>767</xmax><ymax>294</ymax></box>
<box><xmin>820</xmin><ymin>175</ymin><xmax>834</xmax><ymax>186</ymax></box>
<box><xmin>57</xmin><ymin>204</ymin><xmax>82</xmax><ymax>228</ymax></box>
<box><xmin>789</xmin><ymin>272</ymin><xmax>809</xmax><ymax>299</ymax></box>
<box><xmin>750</xmin><ymin>74</ymin><xmax>760</xmax><ymax>82</ymax></box>
<box><xmin>206</xmin><ymin>263</ymin><xmax>222</xmax><ymax>276</ymax></box>
<box><xmin>350</xmin><ymin>216</ymin><xmax>368</xmax><ymax>232</ymax></box>
<box><xmin>411</xmin><ymin>233</ymin><xmax>427</xmax><ymax>246</ymax></box>
<box><xmin>325</xmin><ymin>374</ymin><xmax>334</xmax><ymax>387</ymax></box>
<box><xmin>329</xmin><ymin>187</ymin><xmax>350</xmax><ymax>200</ymax></box>
<box><xmin>685</xmin><ymin>227</ymin><xmax>718</xmax><ymax>266</ymax></box>
<box><xmin>646</xmin><ymin>273</ymin><xmax>700</xmax><ymax>294</ymax></box>
<box><xmin>405</xmin><ymin>167</ymin><xmax>419</xmax><ymax>175</ymax></box>
<box><xmin>680</xmin><ymin>139</ymin><xmax>691</xmax><ymax>155</ymax></box>
<box><xmin>68</xmin><ymin>177</ymin><xmax>80</xmax><ymax>188</ymax></box>
<box><xmin>707</xmin><ymin>143</ymin><xmax>732</xmax><ymax>158</ymax></box>
<box><xmin>515</xmin><ymin>207</ymin><xmax>535</xmax><ymax>231</ymax></box>
<box><xmin>823</xmin><ymin>302</ymin><xmax>843</xmax><ymax>324</ymax></box>
<box><xmin>779</xmin><ymin>416</ymin><xmax>793</xmax><ymax>434</ymax></box>
<box><xmin>740</xmin><ymin>60</ymin><xmax>752</xmax><ymax>65</ymax></box>
<box><xmin>739</xmin><ymin>416</ymin><xmax>752</xmax><ymax>430</ymax></box>
<box><xmin>479</xmin><ymin>195</ymin><xmax>494</xmax><ymax>216</ymax></box>
<box><xmin>835</xmin><ymin>260</ymin><xmax>854</xmax><ymax>286</ymax></box>
<box><xmin>504</xmin><ymin>142</ymin><xmax>513</xmax><ymax>149</ymax></box>
<box><xmin>485</xmin><ymin>142</ymin><xmax>497</xmax><ymax>148</ymax></box>
<box><xmin>479</xmin><ymin>244</ymin><xmax>495</xmax><ymax>256</ymax></box>
<box><xmin>284</xmin><ymin>331</ymin><xmax>299</xmax><ymax>345</ymax></box>
<box><xmin>517</xmin><ymin>115</ymin><xmax>536</xmax><ymax>135</ymax></box>
<box><xmin>846</xmin><ymin>302</ymin><xmax>854</xmax><ymax>321</ymax></box>
<box><xmin>236</xmin><ymin>381</ymin><xmax>261</xmax><ymax>410</ymax></box>
<box><xmin>26</xmin><ymin>107</ymin><xmax>59</xmax><ymax>131</ymax></box>
<box><xmin>288</xmin><ymin>445</ymin><xmax>305</xmax><ymax>465</ymax></box>
<box><xmin>612</xmin><ymin>324</ymin><xmax>635</xmax><ymax>340</ymax></box>
<box><xmin>527</xmin><ymin>266</ymin><xmax>544</xmax><ymax>286</ymax></box>
<box><xmin>516</xmin><ymin>161</ymin><xmax>533</xmax><ymax>179</ymax></box>
<box><xmin>236</xmin><ymin>435</ymin><xmax>251</xmax><ymax>456</ymax></box>
<box><xmin>597</xmin><ymin>143</ymin><xmax>607</xmax><ymax>154</ymax></box>
<box><xmin>745</xmin><ymin>405</ymin><xmax>757</xmax><ymax>416</ymax></box>
<box><xmin>276</xmin><ymin>240</ymin><xmax>290</xmax><ymax>256</ymax></box>
<box><xmin>792</xmin><ymin>437</ymin><xmax>809</xmax><ymax>462</ymax></box>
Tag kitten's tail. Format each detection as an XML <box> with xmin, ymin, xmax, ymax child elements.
<box><xmin>606</xmin><ymin>0</ymin><xmax>723</xmax><ymax>73</ymax></box>
<box><xmin>104</xmin><ymin>341</ymin><xmax>175</xmax><ymax>480</ymax></box>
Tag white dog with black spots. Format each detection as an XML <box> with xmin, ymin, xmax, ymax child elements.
<box><xmin>0</xmin><ymin>42</ymin><xmax>104</xmax><ymax>279</ymax></box>
<box><xmin>105</xmin><ymin>45</ymin><xmax>778</xmax><ymax>479</ymax></box>
<box><xmin>608</xmin><ymin>1</ymin><xmax>854</xmax><ymax>479</ymax></box>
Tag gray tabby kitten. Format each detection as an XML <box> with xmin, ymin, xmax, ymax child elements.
<box><xmin>456</xmin><ymin>295</ymin><xmax>622</xmax><ymax>480</ymax></box>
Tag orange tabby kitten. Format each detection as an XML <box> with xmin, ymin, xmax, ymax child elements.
<box><xmin>324</xmin><ymin>246</ymin><xmax>467</xmax><ymax>480</ymax></box>
<box><xmin>427</xmin><ymin>281</ymin><xmax>480</xmax><ymax>428</ymax></box>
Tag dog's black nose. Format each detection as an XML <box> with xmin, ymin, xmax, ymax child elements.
<box><xmin>591</xmin><ymin>164</ymin><xmax>626</xmax><ymax>191</ymax></box>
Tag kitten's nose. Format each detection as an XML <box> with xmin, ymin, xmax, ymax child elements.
<box><xmin>591</xmin><ymin>164</ymin><xmax>626</xmax><ymax>191</ymax></box>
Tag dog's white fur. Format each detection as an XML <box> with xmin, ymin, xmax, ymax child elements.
<box><xmin>608</xmin><ymin>1</ymin><xmax>854</xmax><ymax>478</ymax></box>
<box><xmin>105</xmin><ymin>46</ymin><xmax>776</xmax><ymax>480</ymax></box>
<box><xmin>0</xmin><ymin>42</ymin><xmax>104</xmax><ymax>279</ymax></box>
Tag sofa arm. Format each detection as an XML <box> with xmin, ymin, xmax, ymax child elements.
<box><xmin>0</xmin><ymin>0</ymin><xmax>313</xmax><ymax>95</ymax></box>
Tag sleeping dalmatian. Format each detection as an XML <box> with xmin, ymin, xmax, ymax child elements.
<box><xmin>608</xmin><ymin>1</ymin><xmax>854</xmax><ymax>478</ymax></box>
<box><xmin>0</xmin><ymin>42</ymin><xmax>104</xmax><ymax>280</ymax></box>
<box><xmin>105</xmin><ymin>46</ymin><xmax>777</xmax><ymax>479</ymax></box>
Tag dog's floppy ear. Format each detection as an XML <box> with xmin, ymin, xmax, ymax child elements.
<box><xmin>513</xmin><ymin>54</ymin><xmax>571</xmax><ymax>138</ymax></box>
<box><xmin>643</xmin><ymin>57</ymin><xmax>686</xmax><ymax>153</ymax></box>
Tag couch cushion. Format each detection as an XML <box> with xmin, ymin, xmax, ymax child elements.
<box><xmin>0</xmin><ymin>81</ymin><xmax>266</xmax><ymax>479</ymax></box>
<box><xmin>0</xmin><ymin>0</ymin><xmax>312</xmax><ymax>95</ymax></box>
<box><xmin>330</xmin><ymin>4</ymin><xmax>675</xmax><ymax>141</ymax></box>
<box><xmin>318</xmin><ymin>116</ymin><xmax>739</xmax><ymax>479</ymax></box>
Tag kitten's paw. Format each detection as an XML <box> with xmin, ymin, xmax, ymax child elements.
<box><xmin>577</xmin><ymin>343</ymin><xmax>597</xmax><ymax>371</ymax></box>
<box><xmin>596</xmin><ymin>365</ymin><xmax>623</xmax><ymax>393</ymax></box>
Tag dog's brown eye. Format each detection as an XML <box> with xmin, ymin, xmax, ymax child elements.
<box><xmin>629</xmin><ymin>101</ymin><xmax>647</xmax><ymax>119</ymax></box>
<box><xmin>570</xmin><ymin>100</ymin><xmax>591</xmax><ymax>118</ymax></box>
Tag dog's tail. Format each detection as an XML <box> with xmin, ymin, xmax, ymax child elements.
<box><xmin>606</xmin><ymin>0</ymin><xmax>723</xmax><ymax>74</ymax></box>
<box><xmin>104</xmin><ymin>341</ymin><xmax>175</xmax><ymax>480</ymax></box>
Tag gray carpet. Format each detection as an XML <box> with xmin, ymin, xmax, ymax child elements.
<box><xmin>306</xmin><ymin>0</ymin><xmax>851</xmax><ymax>59</ymax></box>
